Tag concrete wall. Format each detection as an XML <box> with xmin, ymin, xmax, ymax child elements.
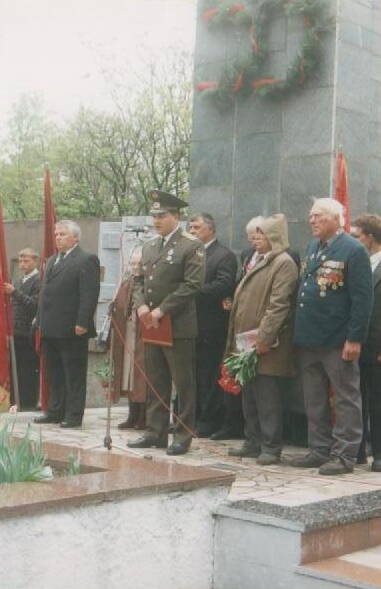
<box><xmin>2</xmin><ymin>485</ymin><xmax>227</xmax><ymax>589</ymax></box>
<box><xmin>190</xmin><ymin>0</ymin><xmax>381</xmax><ymax>254</ymax></box>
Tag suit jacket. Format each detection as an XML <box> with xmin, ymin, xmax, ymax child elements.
<box><xmin>294</xmin><ymin>232</ymin><xmax>373</xmax><ymax>348</ymax></box>
<box><xmin>362</xmin><ymin>261</ymin><xmax>381</xmax><ymax>363</ymax></box>
<box><xmin>133</xmin><ymin>228</ymin><xmax>205</xmax><ymax>339</ymax></box>
<box><xmin>196</xmin><ymin>240</ymin><xmax>237</xmax><ymax>341</ymax></box>
<box><xmin>12</xmin><ymin>273</ymin><xmax>40</xmax><ymax>337</ymax></box>
<box><xmin>38</xmin><ymin>246</ymin><xmax>100</xmax><ymax>339</ymax></box>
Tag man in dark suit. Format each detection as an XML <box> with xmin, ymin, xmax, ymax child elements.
<box><xmin>352</xmin><ymin>214</ymin><xmax>381</xmax><ymax>472</ymax></box>
<box><xmin>34</xmin><ymin>220</ymin><xmax>100</xmax><ymax>428</ymax></box>
<box><xmin>188</xmin><ymin>213</ymin><xmax>237</xmax><ymax>437</ymax></box>
<box><xmin>2</xmin><ymin>248</ymin><xmax>40</xmax><ymax>409</ymax></box>
<box><xmin>293</xmin><ymin>198</ymin><xmax>373</xmax><ymax>475</ymax></box>
<box><xmin>128</xmin><ymin>191</ymin><xmax>205</xmax><ymax>455</ymax></box>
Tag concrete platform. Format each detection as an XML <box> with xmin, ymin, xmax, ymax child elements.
<box><xmin>5</xmin><ymin>407</ymin><xmax>381</xmax><ymax>589</ymax></box>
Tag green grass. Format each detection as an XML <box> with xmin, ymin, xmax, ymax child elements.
<box><xmin>0</xmin><ymin>420</ymin><xmax>53</xmax><ymax>484</ymax></box>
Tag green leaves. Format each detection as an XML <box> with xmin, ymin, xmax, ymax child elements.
<box><xmin>0</xmin><ymin>420</ymin><xmax>53</xmax><ymax>484</ymax></box>
<box><xmin>224</xmin><ymin>348</ymin><xmax>258</xmax><ymax>386</ymax></box>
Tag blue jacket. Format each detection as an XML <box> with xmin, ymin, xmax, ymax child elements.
<box><xmin>294</xmin><ymin>232</ymin><xmax>373</xmax><ymax>347</ymax></box>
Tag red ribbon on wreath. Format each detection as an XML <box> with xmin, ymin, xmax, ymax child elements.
<box><xmin>227</xmin><ymin>3</ymin><xmax>246</xmax><ymax>16</ymax></box>
<box><xmin>233</xmin><ymin>73</ymin><xmax>244</xmax><ymax>93</ymax></box>
<box><xmin>252</xmin><ymin>77</ymin><xmax>279</xmax><ymax>90</ymax></box>
<box><xmin>202</xmin><ymin>7</ymin><xmax>219</xmax><ymax>22</ymax></box>
<box><xmin>196</xmin><ymin>81</ymin><xmax>218</xmax><ymax>92</ymax></box>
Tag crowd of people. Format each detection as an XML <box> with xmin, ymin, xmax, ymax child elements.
<box><xmin>2</xmin><ymin>193</ymin><xmax>381</xmax><ymax>476</ymax></box>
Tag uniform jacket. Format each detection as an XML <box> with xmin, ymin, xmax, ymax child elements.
<box><xmin>294</xmin><ymin>232</ymin><xmax>373</xmax><ymax>348</ymax></box>
<box><xmin>133</xmin><ymin>227</ymin><xmax>205</xmax><ymax>339</ymax></box>
<box><xmin>12</xmin><ymin>273</ymin><xmax>40</xmax><ymax>337</ymax></box>
<box><xmin>226</xmin><ymin>215</ymin><xmax>298</xmax><ymax>377</ymax></box>
<box><xmin>196</xmin><ymin>240</ymin><xmax>237</xmax><ymax>342</ymax></box>
<box><xmin>362</xmin><ymin>261</ymin><xmax>381</xmax><ymax>363</ymax></box>
<box><xmin>38</xmin><ymin>246</ymin><xmax>100</xmax><ymax>339</ymax></box>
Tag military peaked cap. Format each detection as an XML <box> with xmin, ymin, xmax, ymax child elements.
<box><xmin>149</xmin><ymin>190</ymin><xmax>188</xmax><ymax>215</ymax></box>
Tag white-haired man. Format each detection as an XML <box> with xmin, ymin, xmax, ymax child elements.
<box><xmin>35</xmin><ymin>220</ymin><xmax>100</xmax><ymax>428</ymax></box>
<box><xmin>292</xmin><ymin>198</ymin><xmax>373</xmax><ymax>475</ymax></box>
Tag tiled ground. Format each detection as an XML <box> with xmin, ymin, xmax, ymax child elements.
<box><xmin>6</xmin><ymin>406</ymin><xmax>381</xmax><ymax>507</ymax></box>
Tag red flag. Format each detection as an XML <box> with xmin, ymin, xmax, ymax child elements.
<box><xmin>0</xmin><ymin>196</ymin><xmax>12</xmax><ymax>411</ymax></box>
<box><xmin>38</xmin><ymin>168</ymin><xmax>57</xmax><ymax>411</ymax></box>
<box><xmin>335</xmin><ymin>151</ymin><xmax>351</xmax><ymax>232</ymax></box>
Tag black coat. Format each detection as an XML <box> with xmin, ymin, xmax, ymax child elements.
<box><xmin>12</xmin><ymin>273</ymin><xmax>40</xmax><ymax>337</ymax></box>
<box><xmin>38</xmin><ymin>246</ymin><xmax>100</xmax><ymax>339</ymax></box>
<box><xmin>196</xmin><ymin>240</ymin><xmax>237</xmax><ymax>341</ymax></box>
<box><xmin>362</xmin><ymin>261</ymin><xmax>381</xmax><ymax>363</ymax></box>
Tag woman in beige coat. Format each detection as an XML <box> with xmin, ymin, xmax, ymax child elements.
<box><xmin>226</xmin><ymin>214</ymin><xmax>298</xmax><ymax>464</ymax></box>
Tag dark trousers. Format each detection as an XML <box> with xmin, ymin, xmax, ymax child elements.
<box><xmin>299</xmin><ymin>347</ymin><xmax>362</xmax><ymax>464</ymax></box>
<box><xmin>144</xmin><ymin>339</ymin><xmax>196</xmax><ymax>446</ymax></box>
<box><xmin>359</xmin><ymin>363</ymin><xmax>381</xmax><ymax>459</ymax></box>
<box><xmin>195</xmin><ymin>337</ymin><xmax>225</xmax><ymax>434</ymax></box>
<box><xmin>14</xmin><ymin>336</ymin><xmax>39</xmax><ymax>409</ymax></box>
<box><xmin>44</xmin><ymin>337</ymin><xmax>89</xmax><ymax>423</ymax></box>
<box><xmin>242</xmin><ymin>374</ymin><xmax>284</xmax><ymax>455</ymax></box>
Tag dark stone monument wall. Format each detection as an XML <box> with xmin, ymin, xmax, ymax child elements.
<box><xmin>190</xmin><ymin>0</ymin><xmax>381</xmax><ymax>255</ymax></box>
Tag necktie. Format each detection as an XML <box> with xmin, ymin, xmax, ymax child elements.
<box><xmin>56</xmin><ymin>252</ymin><xmax>65</xmax><ymax>265</ymax></box>
<box><xmin>159</xmin><ymin>237</ymin><xmax>166</xmax><ymax>251</ymax></box>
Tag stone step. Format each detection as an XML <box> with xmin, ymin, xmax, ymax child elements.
<box><xmin>298</xmin><ymin>545</ymin><xmax>381</xmax><ymax>589</ymax></box>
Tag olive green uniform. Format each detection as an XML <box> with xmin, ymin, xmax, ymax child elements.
<box><xmin>133</xmin><ymin>228</ymin><xmax>205</xmax><ymax>445</ymax></box>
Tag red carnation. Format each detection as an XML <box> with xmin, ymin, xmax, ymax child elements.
<box><xmin>218</xmin><ymin>365</ymin><xmax>241</xmax><ymax>395</ymax></box>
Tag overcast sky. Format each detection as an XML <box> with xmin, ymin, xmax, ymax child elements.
<box><xmin>0</xmin><ymin>0</ymin><xmax>197</xmax><ymax>123</ymax></box>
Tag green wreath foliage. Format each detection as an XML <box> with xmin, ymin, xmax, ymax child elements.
<box><xmin>197</xmin><ymin>0</ymin><xmax>333</xmax><ymax>109</ymax></box>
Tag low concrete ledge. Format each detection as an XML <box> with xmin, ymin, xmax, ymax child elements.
<box><xmin>226</xmin><ymin>489</ymin><xmax>381</xmax><ymax>532</ymax></box>
<box><xmin>0</xmin><ymin>441</ymin><xmax>234</xmax><ymax>521</ymax></box>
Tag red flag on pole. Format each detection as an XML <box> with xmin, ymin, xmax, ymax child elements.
<box><xmin>0</xmin><ymin>196</ymin><xmax>12</xmax><ymax>411</ymax></box>
<box><xmin>335</xmin><ymin>150</ymin><xmax>351</xmax><ymax>232</ymax></box>
<box><xmin>38</xmin><ymin>168</ymin><xmax>57</xmax><ymax>411</ymax></box>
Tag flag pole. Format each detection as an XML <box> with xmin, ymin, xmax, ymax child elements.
<box><xmin>8</xmin><ymin>336</ymin><xmax>20</xmax><ymax>409</ymax></box>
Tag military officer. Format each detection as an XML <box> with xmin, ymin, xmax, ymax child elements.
<box><xmin>128</xmin><ymin>190</ymin><xmax>205</xmax><ymax>455</ymax></box>
<box><xmin>292</xmin><ymin>198</ymin><xmax>373</xmax><ymax>475</ymax></box>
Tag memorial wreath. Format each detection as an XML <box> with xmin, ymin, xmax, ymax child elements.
<box><xmin>196</xmin><ymin>0</ymin><xmax>332</xmax><ymax>109</ymax></box>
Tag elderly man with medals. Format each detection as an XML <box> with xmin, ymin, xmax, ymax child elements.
<box><xmin>293</xmin><ymin>198</ymin><xmax>373</xmax><ymax>475</ymax></box>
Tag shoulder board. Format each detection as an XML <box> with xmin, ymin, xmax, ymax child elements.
<box><xmin>181</xmin><ymin>230</ymin><xmax>197</xmax><ymax>240</ymax></box>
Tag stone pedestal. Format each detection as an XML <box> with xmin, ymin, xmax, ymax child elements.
<box><xmin>190</xmin><ymin>0</ymin><xmax>381</xmax><ymax>253</ymax></box>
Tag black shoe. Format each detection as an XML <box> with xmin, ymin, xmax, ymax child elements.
<box><xmin>318</xmin><ymin>456</ymin><xmax>354</xmax><ymax>476</ymax></box>
<box><xmin>60</xmin><ymin>421</ymin><xmax>82</xmax><ymax>429</ymax></box>
<box><xmin>228</xmin><ymin>442</ymin><xmax>260</xmax><ymax>458</ymax></box>
<box><xmin>257</xmin><ymin>453</ymin><xmax>280</xmax><ymax>465</ymax></box>
<box><xmin>127</xmin><ymin>436</ymin><xmax>167</xmax><ymax>449</ymax></box>
<box><xmin>34</xmin><ymin>414</ymin><xmax>61</xmax><ymax>424</ymax></box>
<box><xmin>291</xmin><ymin>452</ymin><xmax>328</xmax><ymax>468</ymax></box>
<box><xmin>371</xmin><ymin>458</ymin><xmax>381</xmax><ymax>472</ymax></box>
<box><xmin>118</xmin><ymin>419</ymin><xmax>134</xmax><ymax>430</ymax></box>
<box><xmin>210</xmin><ymin>428</ymin><xmax>242</xmax><ymax>441</ymax></box>
<box><xmin>166</xmin><ymin>442</ymin><xmax>191</xmax><ymax>456</ymax></box>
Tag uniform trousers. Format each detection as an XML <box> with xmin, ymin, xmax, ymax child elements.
<box><xmin>242</xmin><ymin>374</ymin><xmax>283</xmax><ymax>455</ymax></box>
<box><xmin>144</xmin><ymin>339</ymin><xmax>196</xmax><ymax>446</ymax></box>
<box><xmin>299</xmin><ymin>346</ymin><xmax>362</xmax><ymax>464</ymax></box>
<box><xmin>44</xmin><ymin>337</ymin><xmax>89</xmax><ymax>424</ymax></box>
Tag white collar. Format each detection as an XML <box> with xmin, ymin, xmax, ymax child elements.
<box><xmin>204</xmin><ymin>238</ymin><xmax>216</xmax><ymax>249</ymax></box>
<box><xmin>370</xmin><ymin>250</ymin><xmax>381</xmax><ymax>272</ymax></box>
<box><xmin>22</xmin><ymin>268</ymin><xmax>39</xmax><ymax>282</ymax></box>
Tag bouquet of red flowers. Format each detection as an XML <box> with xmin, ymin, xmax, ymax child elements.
<box><xmin>218</xmin><ymin>348</ymin><xmax>258</xmax><ymax>395</ymax></box>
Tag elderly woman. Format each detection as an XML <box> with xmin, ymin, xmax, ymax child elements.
<box><xmin>226</xmin><ymin>214</ymin><xmax>298</xmax><ymax>464</ymax></box>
